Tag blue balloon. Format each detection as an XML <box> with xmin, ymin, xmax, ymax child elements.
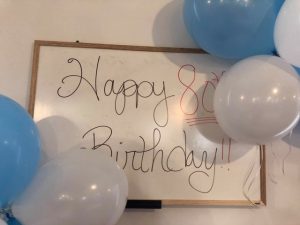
<box><xmin>0</xmin><ymin>95</ymin><xmax>40</xmax><ymax>208</ymax></box>
<box><xmin>294</xmin><ymin>66</ymin><xmax>300</xmax><ymax>75</ymax></box>
<box><xmin>7</xmin><ymin>217</ymin><xmax>23</xmax><ymax>225</ymax></box>
<box><xmin>183</xmin><ymin>0</ymin><xmax>284</xmax><ymax>59</ymax></box>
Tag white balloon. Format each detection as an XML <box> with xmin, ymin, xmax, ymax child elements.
<box><xmin>274</xmin><ymin>0</ymin><xmax>300</xmax><ymax>67</ymax></box>
<box><xmin>12</xmin><ymin>149</ymin><xmax>128</xmax><ymax>225</ymax></box>
<box><xmin>214</xmin><ymin>55</ymin><xmax>300</xmax><ymax>144</ymax></box>
<box><xmin>0</xmin><ymin>219</ymin><xmax>7</xmax><ymax>225</ymax></box>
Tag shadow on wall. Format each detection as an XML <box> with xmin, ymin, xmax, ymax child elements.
<box><xmin>152</xmin><ymin>0</ymin><xmax>206</xmax><ymax>70</ymax></box>
<box><xmin>152</xmin><ymin>0</ymin><xmax>196</xmax><ymax>48</ymax></box>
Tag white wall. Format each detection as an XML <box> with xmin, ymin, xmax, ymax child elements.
<box><xmin>1</xmin><ymin>0</ymin><xmax>300</xmax><ymax>224</ymax></box>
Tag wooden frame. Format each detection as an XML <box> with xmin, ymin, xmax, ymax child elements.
<box><xmin>29</xmin><ymin>40</ymin><xmax>266</xmax><ymax>207</ymax></box>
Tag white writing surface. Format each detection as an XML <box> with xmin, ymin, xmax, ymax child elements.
<box><xmin>30</xmin><ymin>41</ymin><xmax>265</xmax><ymax>206</ymax></box>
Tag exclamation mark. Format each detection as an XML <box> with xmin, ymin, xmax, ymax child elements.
<box><xmin>227</xmin><ymin>138</ymin><xmax>232</xmax><ymax>163</ymax></box>
<box><xmin>221</xmin><ymin>138</ymin><xmax>224</xmax><ymax>161</ymax></box>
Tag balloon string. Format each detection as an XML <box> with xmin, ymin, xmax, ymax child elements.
<box><xmin>242</xmin><ymin>145</ymin><xmax>262</xmax><ymax>206</ymax></box>
<box><xmin>269</xmin><ymin>142</ymin><xmax>279</xmax><ymax>184</ymax></box>
<box><xmin>282</xmin><ymin>129</ymin><xmax>293</xmax><ymax>175</ymax></box>
<box><xmin>270</xmin><ymin>129</ymin><xmax>293</xmax><ymax>176</ymax></box>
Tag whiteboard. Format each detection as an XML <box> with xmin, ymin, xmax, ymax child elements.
<box><xmin>29</xmin><ymin>40</ymin><xmax>266</xmax><ymax>206</ymax></box>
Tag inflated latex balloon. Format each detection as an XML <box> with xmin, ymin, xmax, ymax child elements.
<box><xmin>7</xmin><ymin>217</ymin><xmax>22</xmax><ymax>225</ymax></box>
<box><xmin>183</xmin><ymin>0</ymin><xmax>284</xmax><ymax>59</ymax></box>
<box><xmin>12</xmin><ymin>149</ymin><xmax>128</xmax><ymax>225</ymax></box>
<box><xmin>0</xmin><ymin>95</ymin><xmax>40</xmax><ymax>208</ymax></box>
<box><xmin>295</xmin><ymin>67</ymin><xmax>300</xmax><ymax>75</ymax></box>
<box><xmin>275</xmin><ymin>0</ymin><xmax>300</xmax><ymax>68</ymax></box>
<box><xmin>214</xmin><ymin>56</ymin><xmax>300</xmax><ymax>144</ymax></box>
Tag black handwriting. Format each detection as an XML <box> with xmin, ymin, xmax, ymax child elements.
<box><xmin>81</xmin><ymin>125</ymin><xmax>217</xmax><ymax>193</ymax></box>
<box><xmin>57</xmin><ymin>56</ymin><xmax>174</xmax><ymax>127</ymax></box>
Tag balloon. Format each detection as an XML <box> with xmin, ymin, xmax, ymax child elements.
<box><xmin>12</xmin><ymin>149</ymin><xmax>128</xmax><ymax>225</ymax></box>
<box><xmin>183</xmin><ymin>0</ymin><xmax>284</xmax><ymax>59</ymax></box>
<box><xmin>0</xmin><ymin>95</ymin><xmax>40</xmax><ymax>208</ymax></box>
<box><xmin>7</xmin><ymin>217</ymin><xmax>22</xmax><ymax>225</ymax></box>
<box><xmin>213</xmin><ymin>55</ymin><xmax>300</xmax><ymax>144</ymax></box>
<box><xmin>274</xmin><ymin>0</ymin><xmax>300</xmax><ymax>68</ymax></box>
<box><xmin>294</xmin><ymin>66</ymin><xmax>300</xmax><ymax>76</ymax></box>
<box><xmin>0</xmin><ymin>218</ymin><xmax>7</xmax><ymax>225</ymax></box>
